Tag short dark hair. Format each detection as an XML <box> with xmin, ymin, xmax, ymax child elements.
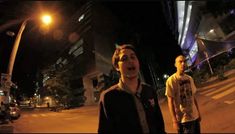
<box><xmin>175</xmin><ymin>55</ymin><xmax>186</xmax><ymax>64</ymax></box>
<box><xmin>112</xmin><ymin>44</ymin><xmax>137</xmax><ymax>69</ymax></box>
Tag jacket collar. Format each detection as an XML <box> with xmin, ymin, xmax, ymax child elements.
<box><xmin>118</xmin><ymin>79</ymin><xmax>143</xmax><ymax>97</ymax></box>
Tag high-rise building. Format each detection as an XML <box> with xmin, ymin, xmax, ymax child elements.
<box><xmin>43</xmin><ymin>1</ymin><xmax>121</xmax><ymax>105</ymax></box>
<box><xmin>162</xmin><ymin>0</ymin><xmax>235</xmax><ymax>68</ymax></box>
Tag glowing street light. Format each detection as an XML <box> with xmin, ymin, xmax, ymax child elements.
<box><xmin>8</xmin><ymin>14</ymin><xmax>52</xmax><ymax>76</ymax></box>
<box><xmin>163</xmin><ymin>74</ymin><xmax>169</xmax><ymax>79</ymax></box>
<box><xmin>209</xmin><ymin>29</ymin><xmax>214</xmax><ymax>33</ymax></box>
<box><xmin>41</xmin><ymin>15</ymin><xmax>52</xmax><ymax>25</ymax></box>
<box><xmin>4</xmin><ymin>14</ymin><xmax>53</xmax><ymax>103</ymax></box>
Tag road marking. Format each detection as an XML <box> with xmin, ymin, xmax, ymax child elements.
<box><xmin>41</xmin><ymin>114</ymin><xmax>46</xmax><ymax>117</ymax></box>
<box><xmin>205</xmin><ymin>83</ymin><xmax>235</xmax><ymax>96</ymax></box>
<box><xmin>199</xmin><ymin>76</ymin><xmax>235</xmax><ymax>93</ymax></box>
<box><xmin>200</xmin><ymin>88</ymin><xmax>216</xmax><ymax>95</ymax></box>
<box><xmin>224</xmin><ymin>99</ymin><xmax>235</xmax><ymax>104</ymax></box>
<box><xmin>63</xmin><ymin>117</ymin><xmax>77</xmax><ymax>120</ymax></box>
<box><xmin>32</xmin><ymin>114</ymin><xmax>38</xmax><ymax>117</ymax></box>
<box><xmin>212</xmin><ymin>88</ymin><xmax>235</xmax><ymax>100</ymax></box>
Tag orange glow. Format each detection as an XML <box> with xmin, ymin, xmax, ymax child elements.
<box><xmin>41</xmin><ymin>15</ymin><xmax>52</xmax><ymax>25</ymax></box>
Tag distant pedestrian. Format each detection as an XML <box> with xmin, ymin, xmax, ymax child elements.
<box><xmin>98</xmin><ymin>44</ymin><xmax>165</xmax><ymax>133</ymax></box>
<box><xmin>0</xmin><ymin>101</ymin><xmax>6</xmax><ymax>114</ymax></box>
<box><xmin>47</xmin><ymin>102</ymin><xmax>50</xmax><ymax>108</ymax></box>
<box><xmin>165</xmin><ymin>55</ymin><xmax>201</xmax><ymax>134</ymax></box>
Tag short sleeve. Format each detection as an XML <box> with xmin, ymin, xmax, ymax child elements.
<box><xmin>165</xmin><ymin>76</ymin><xmax>175</xmax><ymax>98</ymax></box>
<box><xmin>189</xmin><ymin>76</ymin><xmax>197</xmax><ymax>94</ymax></box>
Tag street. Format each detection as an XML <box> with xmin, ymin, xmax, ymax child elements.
<box><xmin>11</xmin><ymin>106</ymin><xmax>99</xmax><ymax>133</ymax></box>
<box><xmin>1</xmin><ymin>1</ymin><xmax>235</xmax><ymax>133</ymax></box>
<box><xmin>1</xmin><ymin>76</ymin><xmax>235</xmax><ymax>133</ymax></box>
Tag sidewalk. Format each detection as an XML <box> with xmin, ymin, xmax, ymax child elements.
<box><xmin>0</xmin><ymin>123</ymin><xmax>14</xmax><ymax>133</ymax></box>
<box><xmin>197</xmin><ymin>69</ymin><xmax>235</xmax><ymax>89</ymax></box>
<box><xmin>159</xmin><ymin>100</ymin><xmax>177</xmax><ymax>133</ymax></box>
<box><xmin>197</xmin><ymin>69</ymin><xmax>235</xmax><ymax>92</ymax></box>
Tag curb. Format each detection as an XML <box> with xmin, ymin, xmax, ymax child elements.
<box><xmin>0</xmin><ymin>125</ymin><xmax>13</xmax><ymax>133</ymax></box>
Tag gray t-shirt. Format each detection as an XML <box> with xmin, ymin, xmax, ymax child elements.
<box><xmin>165</xmin><ymin>73</ymin><xmax>199</xmax><ymax>123</ymax></box>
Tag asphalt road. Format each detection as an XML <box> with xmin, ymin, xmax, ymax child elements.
<box><xmin>1</xmin><ymin>75</ymin><xmax>235</xmax><ymax>133</ymax></box>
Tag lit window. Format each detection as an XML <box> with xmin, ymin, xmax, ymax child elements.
<box><xmin>56</xmin><ymin>58</ymin><xmax>62</xmax><ymax>64</ymax></box>
<box><xmin>62</xmin><ymin>59</ymin><xmax>68</xmax><ymax>65</ymax></box>
<box><xmin>177</xmin><ymin>1</ymin><xmax>185</xmax><ymax>44</ymax></box>
<box><xmin>69</xmin><ymin>39</ymin><xmax>84</xmax><ymax>54</ymax></box>
<box><xmin>73</xmin><ymin>47</ymin><xmax>84</xmax><ymax>57</ymax></box>
<box><xmin>78</xmin><ymin>14</ymin><xmax>85</xmax><ymax>22</ymax></box>
<box><xmin>0</xmin><ymin>90</ymin><xmax>5</xmax><ymax>96</ymax></box>
<box><xmin>209</xmin><ymin>29</ymin><xmax>214</xmax><ymax>33</ymax></box>
<box><xmin>180</xmin><ymin>4</ymin><xmax>192</xmax><ymax>47</ymax></box>
<box><xmin>189</xmin><ymin>41</ymin><xmax>198</xmax><ymax>58</ymax></box>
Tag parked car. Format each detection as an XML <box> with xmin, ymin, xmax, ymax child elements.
<box><xmin>9</xmin><ymin>103</ymin><xmax>20</xmax><ymax>119</ymax></box>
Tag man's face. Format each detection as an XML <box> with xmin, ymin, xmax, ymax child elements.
<box><xmin>116</xmin><ymin>48</ymin><xmax>140</xmax><ymax>79</ymax></box>
<box><xmin>175</xmin><ymin>56</ymin><xmax>186</xmax><ymax>73</ymax></box>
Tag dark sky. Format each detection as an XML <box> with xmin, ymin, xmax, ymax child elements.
<box><xmin>0</xmin><ymin>1</ymin><xmax>182</xmax><ymax>96</ymax></box>
<box><xmin>102</xmin><ymin>2</ymin><xmax>182</xmax><ymax>75</ymax></box>
<box><xmin>0</xmin><ymin>1</ymin><xmax>87</xmax><ymax>96</ymax></box>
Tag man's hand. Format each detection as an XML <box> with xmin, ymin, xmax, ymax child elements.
<box><xmin>173</xmin><ymin>121</ymin><xmax>179</xmax><ymax>130</ymax></box>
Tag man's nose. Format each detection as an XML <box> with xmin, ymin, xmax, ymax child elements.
<box><xmin>128</xmin><ymin>57</ymin><xmax>136</xmax><ymax>63</ymax></box>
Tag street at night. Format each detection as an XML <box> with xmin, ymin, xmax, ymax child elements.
<box><xmin>1</xmin><ymin>73</ymin><xmax>235</xmax><ymax>133</ymax></box>
<box><xmin>1</xmin><ymin>0</ymin><xmax>235</xmax><ymax>133</ymax></box>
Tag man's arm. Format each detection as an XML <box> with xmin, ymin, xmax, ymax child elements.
<box><xmin>167</xmin><ymin>96</ymin><xmax>179</xmax><ymax>130</ymax></box>
<box><xmin>191</xmin><ymin>76</ymin><xmax>201</xmax><ymax>122</ymax></box>
<box><xmin>194</xmin><ymin>97</ymin><xmax>201</xmax><ymax>121</ymax></box>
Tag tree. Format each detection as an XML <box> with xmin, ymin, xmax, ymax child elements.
<box><xmin>44</xmin><ymin>68</ymin><xmax>71</xmax><ymax>106</ymax></box>
<box><xmin>39</xmin><ymin>61</ymin><xmax>87</xmax><ymax>108</ymax></box>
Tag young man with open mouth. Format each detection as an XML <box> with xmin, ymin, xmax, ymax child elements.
<box><xmin>98</xmin><ymin>44</ymin><xmax>165</xmax><ymax>133</ymax></box>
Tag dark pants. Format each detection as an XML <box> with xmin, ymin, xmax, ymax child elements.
<box><xmin>178</xmin><ymin>118</ymin><xmax>200</xmax><ymax>134</ymax></box>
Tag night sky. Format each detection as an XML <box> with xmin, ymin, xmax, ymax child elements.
<box><xmin>0</xmin><ymin>1</ymin><xmax>182</xmax><ymax>96</ymax></box>
<box><xmin>103</xmin><ymin>1</ymin><xmax>182</xmax><ymax>75</ymax></box>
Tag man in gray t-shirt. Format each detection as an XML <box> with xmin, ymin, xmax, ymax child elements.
<box><xmin>165</xmin><ymin>55</ymin><xmax>201</xmax><ymax>134</ymax></box>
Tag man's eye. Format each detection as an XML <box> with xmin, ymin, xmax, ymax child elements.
<box><xmin>120</xmin><ymin>55</ymin><xmax>128</xmax><ymax>62</ymax></box>
<box><xmin>130</xmin><ymin>55</ymin><xmax>136</xmax><ymax>60</ymax></box>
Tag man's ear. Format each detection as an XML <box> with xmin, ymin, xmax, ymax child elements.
<box><xmin>174</xmin><ymin>62</ymin><xmax>177</xmax><ymax>68</ymax></box>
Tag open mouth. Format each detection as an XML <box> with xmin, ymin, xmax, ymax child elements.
<box><xmin>127</xmin><ymin>66</ymin><xmax>136</xmax><ymax>71</ymax></box>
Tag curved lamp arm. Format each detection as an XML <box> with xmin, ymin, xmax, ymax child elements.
<box><xmin>7</xmin><ymin>19</ymin><xmax>29</xmax><ymax>76</ymax></box>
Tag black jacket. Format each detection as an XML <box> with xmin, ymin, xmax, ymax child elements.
<box><xmin>98</xmin><ymin>82</ymin><xmax>165</xmax><ymax>133</ymax></box>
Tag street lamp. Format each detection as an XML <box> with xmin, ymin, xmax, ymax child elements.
<box><xmin>7</xmin><ymin>18</ymin><xmax>29</xmax><ymax>77</ymax></box>
<box><xmin>4</xmin><ymin>14</ymin><xmax>52</xmax><ymax>103</ymax></box>
<box><xmin>41</xmin><ymin>15</ymin><xmax>52</xmax><ymax>25</ymax></box>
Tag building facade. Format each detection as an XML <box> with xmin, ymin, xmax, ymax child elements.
<box><xmin>162</xmin><ymin>0</ymin><xmax>235</xmax><ymax>67</ymax></box>
<box><xmin>41</xmin><ymin>1</ymin><xmax>121</xmax><ymax>106</ymax></box>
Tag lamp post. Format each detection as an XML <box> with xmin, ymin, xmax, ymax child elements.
<box><xmin>3</xmin><ymin>15</ymin><xmax>52</xmax><ymax>103</ymax></box>
<box><xmin>195</xmin><ymin>34</ymin><xmax>214</xmax><ymax>75</ymax></box>
<box><xmin>7</xmin><ymin>18</ymin><xmax>29</xmax><ymax>77</ymax></box>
